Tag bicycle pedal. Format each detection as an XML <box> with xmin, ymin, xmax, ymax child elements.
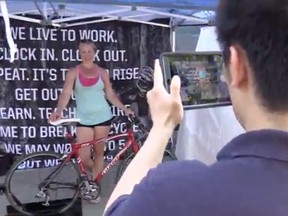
<box><xmin>81</xmin><ymin>191</ymin><xmax>99</xmax><ymax>200</ymax></box>
<box><xmin>90</xmin><ymin>185</ymin><xmax>99</xmax><ymax>190</ymax></box>
<box><xmin>89</xmin><ymin>188</ymin><xmax>97</xmax><ymax>192</ymax></box>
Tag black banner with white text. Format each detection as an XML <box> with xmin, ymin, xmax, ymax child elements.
<box><xmin>0</xmin><ymin>18</ymin><xmax>171</xmax><ymax>168</ymax></box>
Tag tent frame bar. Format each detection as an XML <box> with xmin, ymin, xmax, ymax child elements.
<box><xmin>0</xmin><ymin>2</ymin><xmax>209</xmax><ymax>28</ymax></box>
<box><xmin>5</xmin><ymin>0</ymin><xmax>216</xmax><ymax>11</ymax></box>
<box><xmin>0</xmin><ymin>12</ymin><xmax>61</xmax><ymax>27</ymax></box>
<box><xmin>66</xmin><ymin>17</ymin><xmax>117</xmax><ymax>27</ymax></box>
<box><xmin>136</xmin><ymin>7</ymin><xmax>207</xmax><ymax>24</ymax></box>
<box><xmin>116</xmin><ymin>16</ymin><xmax>170</xmax><ymax>28</ymax></box>
<box><xmin>52</xmin><ymin>8</ymin><xmax>130</xmax><ymax>23</ymax></box>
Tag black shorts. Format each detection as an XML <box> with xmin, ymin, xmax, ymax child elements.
<box><xmin>76</xmin><ymin>118</ymin><xmax>113</xmax><ymax>128</ymax></box>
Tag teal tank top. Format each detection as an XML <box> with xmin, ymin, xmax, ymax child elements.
<box><xmin>74</xmin><ymin>66</ymin><xmax>113</xmax><ymax>125</ymax></box>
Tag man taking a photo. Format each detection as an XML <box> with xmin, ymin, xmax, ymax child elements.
<box><xmin>104</xmin><ymin>0</ymin><xmax>288</xmax><ymax>215</ymax></box>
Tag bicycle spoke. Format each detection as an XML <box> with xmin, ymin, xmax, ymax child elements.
<box><xmin>40</xmin><ymin>160</ymin><xmax>70</xmax><ymax>189</ymax></box>
<box><xmin>46</xmin><ymin>181</ymin><xmax>79</xmax><ymax>190</ymax></box>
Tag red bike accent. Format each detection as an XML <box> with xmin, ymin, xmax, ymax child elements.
<box><xmin>60</xmin><ymin>118</ymin><xmax>140</xmax><ymax>183</ymax></box>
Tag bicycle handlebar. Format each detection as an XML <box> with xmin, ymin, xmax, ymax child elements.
<box><xmin>49</xmin><ymin>118</ymin><xmax>81</xmax><ymax>126</ymax></box>
<box><xmin>48</xmin><ymin>115</ymin><xmax>148</xmax><ymax>143</ymax></box>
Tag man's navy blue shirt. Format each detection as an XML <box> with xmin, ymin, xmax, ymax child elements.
<box><xmin>105</xmin><ymin>130</ymin><xmax>288</xmax><ymax>216</ymax></box>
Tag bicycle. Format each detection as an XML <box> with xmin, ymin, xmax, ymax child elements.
<box><xmin>4</xmin><ymin>115</ymin><xmax>177</xmax><ymax>216</ymax></box>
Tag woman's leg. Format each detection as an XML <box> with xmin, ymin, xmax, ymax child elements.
<box><xmin>92</xmin><ymin>125</ymin><xmax>111</xmax><ymax>179</ymax></box>
<box><xmin>76</xmin><ymin>126</ymin><xmax>95</xmax><ymax>173</ymax></box>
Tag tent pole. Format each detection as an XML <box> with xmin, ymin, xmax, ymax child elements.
<box><xmin>66</xmin><ymin>17</ymin><xmax>116</xmax><ymax>27</ymax></box>
<box><xmin>66</xmin><ymin>6</ymin><xmax>152</xmax><ymax>20</ymax></box>
<box><xmin>33</xmin><ymin>0</ymin><xmax>46</xmax><ymax>20</ymax></box>
<box><xmin>120</xmin><ymin>18</ymin><xmax>170</xmax><ymax>28</ymax></box>
<box><xmin>122</xmin><ymin>13</ymin><xmax>151</xmax><ymax>19</ymax></box>
<box><xmin>0</xmin><ymin>13</ymin><xmax>61</xmax><ymax>27</ymax></box>
<box><xmin>172</xmin><ymin>28</ymin><xmax>176</xmax><ymax>51</ymax></box>
<box><xmin>0</xmin><ymin>13</ymin><xmax>40</xmax><ymax>23</ymax></box>
<box><xmin>104</xmin><ymin>14</ymin><xmax>170</xmax><ymax>27</ymax></box>
<box><xmin>136</xmin><ymin>7</ymin><xmax>208</xmax><ymax>24</ymax></box>
<box><xmin>43</xmin><ymin>2</ymin><xmax>48</xmax><ymax>20</ymax></box>
<box><xmin>106</xmin><ymin>15</ymin><xmax>170</xmax><ymax>28</ymax></box>
<box><xmin>170</xmin><ymin>19</ymin><xmax>176</xmax><ymax>51</ymax></box>
<box><xmin>52</xmin><ymin>8</ymin><xmax>130</xmax><ymax>23</ymax></box>
<box><xmin>9</xmin><ymin>9</ymin><xmax>39</xmax><ymax>15</ymax></box>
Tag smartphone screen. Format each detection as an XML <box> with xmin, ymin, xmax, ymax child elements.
<box><xmin>160</xmin><ymin>52</ymin><xmax>231</xmax><ymax>109</ymax></box>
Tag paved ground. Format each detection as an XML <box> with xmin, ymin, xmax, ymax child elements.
<box><xmin>0</xmin><ymin>162</ymin><xmax>120</xmax><ymax>216</ymax></box>
<box><xmin>0</xmin><ymin>136</ymin><xmax>178</xmax><ymax>216</ymax></box>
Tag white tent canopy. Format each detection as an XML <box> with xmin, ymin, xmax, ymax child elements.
<box><xmin>1</xmin><ymin>0</ymin><xmax>217</xmax><ymax>28</ymax></box>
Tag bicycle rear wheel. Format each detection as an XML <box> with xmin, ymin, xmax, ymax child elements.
<box><xmin>116</xmin><ymin>149</ymin><xmax>177</xmax><ymax>182</ymax></box>
<box><xmin>5</xmin><ymin>152</ymin><xmax>81</xmax><ymax>216</ymax></box>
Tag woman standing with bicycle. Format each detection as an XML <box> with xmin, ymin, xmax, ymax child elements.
<box><xmin>49</xmin><ymin>40</ymin><xmax>134</xmax><ymax>195</ymax></box>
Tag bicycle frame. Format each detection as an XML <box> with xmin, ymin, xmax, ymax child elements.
<box><xmin>60</xmin><ymin>124</ymin><xmax>140</xmax><ymax>183</ymax></box>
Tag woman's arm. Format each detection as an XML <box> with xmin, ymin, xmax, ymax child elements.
<box><xmin>101</xmin><ymin>69</ymin><xmax>129</xmax><ymax>112</ymax></box>
<box><xmin>55</xmin><ymin>69</ymin><xmax>76</xmax><ymax>113</ymax></box>
<box><xmin>49</xmin><ymin>68</ymin><xmax>76</xmax><ymax>122</ymax></box>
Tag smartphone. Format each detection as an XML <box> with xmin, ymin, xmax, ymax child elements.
<box><xmin>159</xmin><ymin>52</ymin><xmax>231</xmax><ymax>110</ymax></box>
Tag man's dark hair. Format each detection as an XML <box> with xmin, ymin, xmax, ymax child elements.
<box><xmin>215</xmin><ymin>0</ymin><xmax>288</xmax><ymax>112</ymax></box>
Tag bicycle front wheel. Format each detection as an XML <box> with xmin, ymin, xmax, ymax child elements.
<box><xmin>5</xmin><ymin>151</ymin><xmax>81</xmax><ymax>216</ymax></box>
<box><xmin>116</xmin><ymin>149</ymin><xmax>177</xmax><ymax>182</ymax></box>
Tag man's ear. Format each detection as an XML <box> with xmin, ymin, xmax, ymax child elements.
<box><xmin>228</xmin><ymin>46</ymin><xmax>249</xmax><ymax>88</ymax></box>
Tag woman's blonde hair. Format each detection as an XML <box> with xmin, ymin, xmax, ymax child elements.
<box><xmin>78</xmin><ymin>40</ymin><xmax>97</xmax><ymax>52</ymax></box>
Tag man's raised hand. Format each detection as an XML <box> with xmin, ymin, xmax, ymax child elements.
<box><xmin>147</xmin><ymin>59</ymin><xmax>183</xmax><ymax>130</ymax></box>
